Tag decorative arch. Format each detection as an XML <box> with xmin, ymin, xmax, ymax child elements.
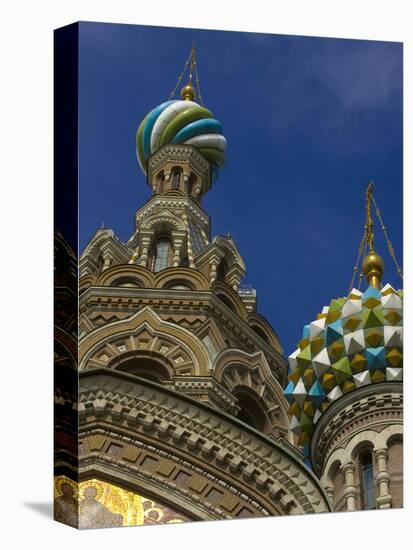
<box><xmin>108</xmin><ymin>349</ymin><xmax>175</xmax><ymax>382</ymax></box>
<box><xmin>155</xmin><ymin>267</ymin><xmax>209</xmax><ymax>291</ymax></box>
<box><xmin>212</xmin><ymin>281</ymin><xmax>248</xmax><ymax>319</ymax></box>
<box><xmin>55</xmin><ymin>325</ymin><xmax>78</xmax><ymax>369</ymax></box>
<box><xmin>79</xmin><ymin>306</ymin><xmax>212</xmax><ymax>376</ymax></box>
<box><xmin>79</xmin><ymin>274</ymin><xmax>96</xmax><ymax>293</ymax></box>
<box><xmin>233</xmin><ymin>386</ymin><xmax>269</xmax><ymax>431</ymax></box>
<box><xmin>96</xmin><ymin>265</ymin><xmax>155</xmax><ymax>289</ymax></box>
<box><xmin>140</xmin><ymin>209</ymin><xmax>186</xmax><ymax>232</ymax></box>
<box><xmin>214</xmin><ymin>349</ymin><xmax>290</xmax><ymax>436</ymax></box>
<box><xmin>247</xmin><ymin>312</ymin><xmax>283</xmax><ymax>353</ymax></box>
<box><xmin>81</xmin><ymin>229</ymin><xmax>115</xmax><ymax>259</ymax></box>
<box><xmin>213</xmin><ymin>236</ymin><xmax>246</xmax><ymax>272</ymax></box>
<box><xmin>322</xmin><ymin>423</ymin><xmax>403</xmax><ymax>483</ymax></box>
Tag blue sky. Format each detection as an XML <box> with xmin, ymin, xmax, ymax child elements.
<box><xmin>79</xmin><ymin>22</ymin><xmax>402</xmax><ymax>356</ymax></box>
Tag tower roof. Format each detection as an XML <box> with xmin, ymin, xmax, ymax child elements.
<box><xmin>136</xmin><ymin>43</ymin><xmax>227</xmax><ymax>182</ymax></box>
<box><xmin>284</xmin><ymin>183</ymin><xmax>403</xmax><ymax>456</ymax></box>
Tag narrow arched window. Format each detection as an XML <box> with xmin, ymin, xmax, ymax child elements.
<box><xmin>154</xmin><ymin>239</ymin><xmax>171</xmax><ymax>272</ymax></box>
<box><xmin>360</xmin><ymin>451</ymin><xmax>375</xmax><ymax>510</ymax></box>
<box><xmin>233</xmin><ymin>387</ymin><xmax>267</xmax><ymax>432</ymax></box>
<box><xmin>216</xmin><ymin>260</ymin><xmax>227</xmax><ymax>282</ymax></box>
<box><xmin>187</xmin><ymin>173</ymin><xmax>197</xmax><ymax>195</ymax></box>
<box><xmin>172</xmin><ymin>169</ymin><xmax>181</xmax><ymax>190</ymax></box>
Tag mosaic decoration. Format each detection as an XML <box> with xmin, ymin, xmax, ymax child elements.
<box><xmin>136</xmin><ymin>99</ymin><xmax>227</xmax><ymax>181</ymax></box>
<box><xmin>54</xmin><ymin>476</ymin><xmax>188</xmax><ymax>529</ymax></box>
<box><xmin>284</xmin><ymin>283</ymin><xmax>403</xmax><ymax>455</ymax></box>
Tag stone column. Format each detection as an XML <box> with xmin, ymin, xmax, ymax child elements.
<box><xmin>101</xmin><ymin>252</ymin><xmax>112</xmax><ymax>272</ymax></box>
<box><xmin>182</xmin><ymin>214</ymin><xmax>196</xmax><ymax>268</ymax></box>
<box><xmin>172</xmin><ymin>238</ymin><xmax>183</xmax><ymax>267</ymax></box>
<box><xmin>210</xmin><ymin>260</ymin><xmax>218</xmax><ymax>285</ymax></box>
<box><xmin>139</xmin><ymin>235</ymin><xmax>152</xmax><ymax>268</ymax></box>
<box><xmin>343</xmin><ymin>462</ymin><xmax>357</xmax><ymax>511</ymax></box>
<box><xmin>375</xmin><ymin>448</ymin><xmax>392</xmax><ymax>509</ymax></box>
<box><xmin>128</xmin><ymin>246</ymin><xmax>140</xmax><ymax>265</ymax></box>
<box><xmin>324</xmin><ymin>484</ymin><xmax>334</xmax><ymax>507</ymax></box>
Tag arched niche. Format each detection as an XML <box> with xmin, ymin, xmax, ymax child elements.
<box><xmin>109</xmin><ymin>351</ymin><xmax>173</xmax><ymax>383</ymax></box>
<box><xmin>233</xmin><ymin>386</ymin><xmax>268</xmax><ymax>432</ymax></box>
<box><xmin>155</xmin><ymin>267</ymin><xmax>209</xmax><ymax>291</ymax></box>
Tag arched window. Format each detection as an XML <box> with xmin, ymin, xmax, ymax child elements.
<box><xmin>111</xmin><ymin>276</ymin><xmax>142</xmax><ymax>288</ymax></box>
<box><xmin>187</xmin><ymin>173</ymin><xmax>197</xmax><ymax>195</ymax></box>
<box><xmin>216</xmin><ymin>260</ymin><xmax>227</xmax><ymax>282</ymax></box>
<box><xmin>115</xmin><ymin>357</ymin><xmax>171</xmax><ymax>383</ymax></box>
<box><xmin>217</xmin><ymin>293</ymin><xmax>236</xmax><ymax>312</ymax></box>
<box><xmin>171</xmin><ymin>168</ymin><xmax>181</xmax><ymax>190</ymax></box>
<box><xmin>154</xmin><ymin>239</ymin><xmax>171</xmax><ymax>272</ymax></box>
<box><xmin>233</xmin><ymin>387</ymin><xmax>267</xmax><ymax>432</ymax></box>
<box><xmin>164</xmin><ymin>279</ymin><xmax>194</xmax><ymax>291</ymax></box>
<box><xmin>251</xmin><ymin>325</ymin><xmax>270</xmax><ymax>344</ymax></box>
<box><xmin>155</xmin><ymin>170</ymin><xmax>165</xmax><ymax>194</ymax></box>
<box><xmin>360</xmin><ymin>450</ymin><xmax>375</xmax><ymax>510</ymax></box>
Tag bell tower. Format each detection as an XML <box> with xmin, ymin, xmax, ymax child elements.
<box><xmin>79</xmin><ymin>43</ymin><xmax>294</xmax><ymax>439</ymax></box>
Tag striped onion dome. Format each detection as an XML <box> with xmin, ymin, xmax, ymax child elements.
<box><xmin>283</xmin><ymin>282</ymin><xmax>403</xmax><ymax>456</ymax></box>
<box><xmin>136</xmin><ymin>99</ymin><xmax>227</xmax><ymax>182</ymax></box>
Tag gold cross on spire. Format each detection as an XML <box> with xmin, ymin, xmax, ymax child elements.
<box><xmin>168</xmin><ymin>41</ymin><xmax>204</xmax><ymax>105</ymax></box>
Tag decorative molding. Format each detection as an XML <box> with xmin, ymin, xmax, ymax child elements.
<box><xmin>72</xmin><ymin>369</ymin><xmax>331</xmax><ymax>519</ymax></box>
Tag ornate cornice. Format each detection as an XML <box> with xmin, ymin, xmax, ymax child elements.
<box><xmin>79</xmin><ymin>288</ymin><xmax>287</xmax><ymax>379</ymax></box>
<box><xmin>148</xmin><ymin>144</ymin><xmax>210</xmax><ymax>176</ymax></box>
<box><xmin>74</xmin><ymin>369</ymin><xmax>331</xmax><ymax>518</ymax></box>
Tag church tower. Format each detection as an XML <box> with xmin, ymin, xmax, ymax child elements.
<box><xmin>284</xmin><ymin>183</ymin><xmax>403</xmax><ymax>511</ymax></box>
<box><xmin>61</xmin><ymin>45</ymin><xmax>330</xmax><ymax>527</ymax></box>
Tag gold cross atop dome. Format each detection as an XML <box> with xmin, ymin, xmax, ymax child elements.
<box><xmin>362</xmin><ymin>182</ymin><xmax>384</xmax><ymax>289</ymax></box>
<box><xmin>349</xmin><ymin>181</ymin><xmax>402</xmax><ymax>292</ymax></box>
<box><xmin>168</xmin><ymin>41</ymin><xmax>204</xmax><ymax>105</ymax></box>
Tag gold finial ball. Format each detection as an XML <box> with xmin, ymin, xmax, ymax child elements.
<box><xmin>180</xmin><ymin>83</ymin><xmax>196</xmax><ymax>101</ymax></box>
<box><xmin>362</xmin><ymin>251</ymin><xmax>384</xmax><ymax>287</ymax></box>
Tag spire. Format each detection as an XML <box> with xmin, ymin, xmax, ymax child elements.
<box><xmin>349</xmin><ymin>181</ymin><xmax>402</xmax><ymax>292</ymax></box>
<box><xmin>181</xmin><ymin>42</ymin><xmax>196</xmax><ymax>101</ymax></box>
<box><xmin>361</xmin><ymin>182</ymin><xmax>384</xmax><ymax>289</ymax></box>
<box><xmin>168</xmin><ymin>41</ymin><xmax>204</xmax><ymax>105</ymax></box>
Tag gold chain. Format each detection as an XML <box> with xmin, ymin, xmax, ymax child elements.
<box><xmin>348</xmin><ymin>181</ymin><xmax>403</xmax><ymax>290</ymax></box>
<box><xmin>194</xmin><ymin>59</ymin><xmax>204</xmax><ymax>106</ymax></box>
<box><xmin>357</xmin><ymin>236</ymin><xmax>368</xmax><ymax>290</ymax></box>
<box><xmin>372</xmin><ymin>195</ymin><xmax>403</xmax><ymax>280</ymax></box>
<box><xmin>348</xmin><ymin>230</ymin><xmax>367</xmax><ymax>294</ymax></box>
<box><xmin>168</xmin><ymin>41</ymin><xmax>204</xmax><ymax>104</ymax></box>
<box><xmin>365</xmin><ymin>181</ymin><xmax>374</xmax><ymax>253</ymax></box>
<box><xmin>168</xmin><ymin>49</ymin><xmax>192</xmax><ymax>101</ymax></box>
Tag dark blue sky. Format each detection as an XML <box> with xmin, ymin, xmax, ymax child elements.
<box><xmin>79</xmin><ymin>22</ymin><xmax>402</xmax><ymax>356</ymax></box>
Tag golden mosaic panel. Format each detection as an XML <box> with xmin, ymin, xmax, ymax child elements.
<box><xmin>54</xmin><ymin>476</ymin><xmax>188</xmax><ymax>529</ymax></box>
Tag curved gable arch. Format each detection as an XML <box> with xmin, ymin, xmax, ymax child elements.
<box><xmin>214</xmin><ymin>348</ymin><xmax>290</xmax><ymax>436</ymax></box>
<box><xmin>155</xmin><ymin>267</ymin><xmax>209</xmax><ymax>291</ymax></box>
<box><xmin>140</xmin><ymin>209</ymin><xmax>186</xmax><ymax>232</ymax></box>
<box><xmin>96</xmin><ymin>264</ymin><xmax>155</xmax><ymax>288</ymax></box>
<box><xmin>79</xmin><ymin>306</ymin><xmax>212</xmax><ymax>376</ymax></box>
<box><xmin>212</xmin><ymin>281</ymin><xmax>248</xmax><ymax>319</ymax></box>
<box><xmin>247</xmin><ymin>312</ymin><xmax>283</xmax><ymax>353</ymax></box>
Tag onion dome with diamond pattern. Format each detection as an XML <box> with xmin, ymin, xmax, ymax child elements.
<box><xmin>284</xmin><ymin>281</ymin><xmax>403</xmax><ymax>454</ymax></box>
<box><xmin>284</xmin><ymin>181</ymin><xmax>403</xmax><ymax>457</ymax></box>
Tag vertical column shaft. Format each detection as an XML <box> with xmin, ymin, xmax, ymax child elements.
<box><xmin>375</xmin><ymin>448</ymin><xmax>392</xmax><ymax>509</ymax></box>
<box><xmin>343</xmin><ymin>462</ymin><xmax>357</xmax><ymax>511</ymax></box>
